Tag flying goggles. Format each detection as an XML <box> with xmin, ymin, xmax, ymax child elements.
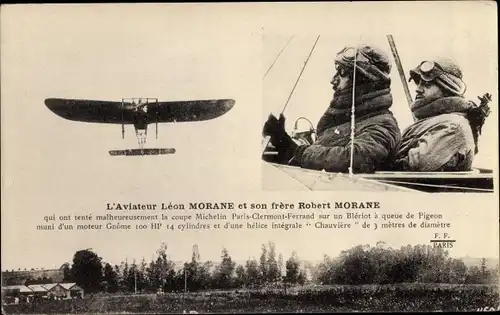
<box><xmin>335</xmin><ymin>47</ymin><xmax>373</xmax><ymax>67</ymax></box>
<box><xmin>409</xmin><ymin>60</ymin><xmax>467</xmax><ymax>95</ymax></box>
<box><xmin>334</xmin><ymin>47</ymin><xmax>390</xmax><ymax>82</ymax></box>
<box><xmin>409</xmin><ymin>61</ymin><xmax>448</xmax><ymax>83</ymax></box>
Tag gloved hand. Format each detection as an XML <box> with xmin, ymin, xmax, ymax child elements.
<box><xmin>477</xmin><ymin>93</ymin><xmax>492</xmax><ymax>117</ymax></box>
<box><xmin>263</xmin><ymin>113</ymin><xmax>285</xmax><ymax>139</ymax></box>
<box><xmin>262</xmin><ymin>113</ymin><xmax>298</xmax><ymax>163</ymax></box>
<box><xmin>478</xmin><ymin>93</ymin><xmax>492</xmax><ymax>106</ymax></box>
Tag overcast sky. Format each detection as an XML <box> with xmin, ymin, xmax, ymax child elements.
<box><xmin>1</xmin><ymin>3</ymin><xmax>498</xmax><ymax>270</ymax></box>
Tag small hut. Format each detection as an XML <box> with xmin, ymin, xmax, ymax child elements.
<box><xmin>42</xmin><ymin>283</ymin><xmax>67</xmax><ymax>300</ymax></box>
<box><xmin>59</xmin><ymin>283</ymin><xmax>84</xmax><ymax>299</ymax></box>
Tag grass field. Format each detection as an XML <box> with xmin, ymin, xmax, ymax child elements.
<box><xmin>3</xmin><ymin>284</ymin><xmax>499</xmax><ymax>313</ymax></box>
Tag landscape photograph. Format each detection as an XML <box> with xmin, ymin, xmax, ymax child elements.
<box><xmin>2</xmin><ymin>241</ymin><xmax>499</xmax><ymax>313</ymax></box>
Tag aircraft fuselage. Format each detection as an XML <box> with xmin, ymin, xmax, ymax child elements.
<box><xmin>132</xmin><ymin>110</ymin><xmax>150</xmax><ymax>131</ymax></box>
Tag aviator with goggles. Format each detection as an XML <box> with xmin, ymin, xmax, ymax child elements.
<box><xmin>335</xmin><ymin>47</ymin><xmax>374</xmax><ymax>68</ymax></box>
<box><xmin>410</xmin><ymin>60</ymin><xmax>467</xmax><ymax>95</ymax></box>
<box><xmin>334</xmin><ymin>47</ymin><xmax>358</xmax><ymax>76</ymax></box>
<box><xmin>334</xmin><ymin>47</ymin><xmax>389</xmax><ymax>83</ymax></box>
<box><xmin>409</xmin><ymin>61</ymin><xmax>448</xmax><ymax>83</ymax></box>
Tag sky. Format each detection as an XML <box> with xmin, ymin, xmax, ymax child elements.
<box><xmin>1</xmin><ymin>3</ymin><xmax>498</xmax><ymax>270</ymax></box>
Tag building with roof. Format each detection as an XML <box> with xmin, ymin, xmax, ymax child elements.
<box><xmin>26</xmin><ymin>284</ymin><xmax>48</xmax><ymax>296</ymax></box>
<box><xmin>60</xmin><ymin>283</ymin><xmax>84</xmax><ymax>298</ymax></box>
<box><xmin>2</xmin><ymin>282</ymin><xmax>84</xmax><ymax>302</ymax></box>
<box><xmin>42</xmin><ymin>283</ymin><xmax>84</xmax><ymax>299</ymax></box>
<box><xmin>42</xmin><ymin>283</ymin><xmax>66</xmax><ymax>299</ymax></box>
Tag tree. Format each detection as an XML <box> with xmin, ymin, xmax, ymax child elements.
<box><xmin>490</xmin><ymin>266</ymin><xmax>500</xmax><ymax>284</ymax></box>
<box><xmin>198</xmin><ymin>261</ymin><xmax>213</xmax><ymax>290</ymax></box>
<box><xmin>310</xmin><ymin>243</ymin><xmax>493</xmax><ymax>285</ymax></box>
<box><xmin>278</xmin><ymin>253</ymin><xmax>284</xmax><ymax>278</ymax></box>
<box><xmin>182</xmin><ymin>244</ymin><xmax>212</xmax><ymax>292</ymax></box>
<box><xmin>61</xmin><ymin>262</ymin><xmax>72</xmax><ymax>282</ymax></box>
<box><xmin>297</xmin><ymin>268</ymin><xmax>307</xmax><ymax>284</ymax></box>
<box><xmin>147</xmin><ymin>243</ymin><xmax>176</xmax><ymax>292</ymax></box>
<box><xmin>138</xmin><ymin>257</ymin><xmax>149</xmax><ymax>291</ymax></box>
<box><xmin>245</xmin><ymin>258</ymin><xmax>260</xmax><ymax>287</ymax></box>
<box><xmin>312</xmin><ymin>255</ymin><xmax>334</xmax><ymax>284</ymax></box>
<box><xmin>103</xmin><ymin>263</ymin><xmax>119</xmax><ymax>293</ymax></box>
<box><xmin>125</xmin><ymin>259</ymin><xmax>138</xmax><ymax>292</ymax></box>
<box><xmin>234</xmin><ymin>265</ymin><xmax>246</xmax><ymax>287</ymax></box>
<box><xmin>71</xmin><ymin>249</ymin><xmax>103</xmax><ymax>293</ymax></box>
<box><xmin>259</xmin><ymin>244</ymin><xmax>268</xmax><ymax>284</ymax></box>
<box><xmin>184</xmin><ymin>245</ymin><xmax>201</xmax><ymax>291</ymax></box>
<box><xmin>113</xmin><ymin>264</ymin><xmax>122</xmax><ymax>291</ymax></box>
<box><xmin>119</xmin><ymin>260</ymin><xmax>130</xmax><ymax>291</ymax></box>
<box><xmin>480</xmin><ymin>258</ymin><xmax>487</xmax><ymax>274</ymax></box>
<box><xmin>464</xmin><ymin>258</ymin><xmax>494</xmax><ymax>284</ymax></box>
<box><xmin>214</xmin><ymin>248</ymin><xmax>236</xmax><ymax>289</ymax></box>
<box><xmin>466</xmin><ymin>265</ymin><xmax>483</xmax><ymax>284</ymax></box>
<box><xmin>480</xmin><ymin>258</ymin><xmax>491</xmax><ymax>282</ymax></box>
<box><xmin>447</xmin><ymin>259</ymin><xmax>467</xmax><ymax>283</ymax></box>
<box><xmin>147</xmin><ymin>259</ymin><xmax>160</xmax><ymax>291</ymax></box>
<box><xmin>285</xmin><ymin>251</ymin><xmax>301</xmax><ymax>284</ymax></box>
<box><xmin>266</xmin><ymin>242</ymin><xmax>281</xmax><ymax>282</ymax></box>
<box><xmin>333</xmin><ymin>245</ymin><xmax>377</xmax><ymax>284</ymax></box>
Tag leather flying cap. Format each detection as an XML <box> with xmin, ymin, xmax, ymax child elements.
<box><xmin>409</xmin><ymin>58</ymin><xmax>467</xmax><ymax>96</ymax></box>
<box><xmin>334</xmin><ymin>44</ymin><xmax>392</xmax><ymax>83</ymax></box>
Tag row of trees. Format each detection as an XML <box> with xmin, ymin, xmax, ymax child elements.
<box><xmin>312</xmin><ymin>243</ymin><xmax>499</xmax><ymax>285</ymax></box>
<box><xmin>60</xmin><ymin>242</ymin><xmax>498</xmax><ymax>294</ymax></box>
<box><xmin>61</xmin><ymin>242</ymin><xmax>307</xmax><ymax>293</ymax></box>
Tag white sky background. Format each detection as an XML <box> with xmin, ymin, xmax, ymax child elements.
<box><xmin>1</xmin><ymin>3</ymin><xmax>498</xmax><ymax>270</ymax></box>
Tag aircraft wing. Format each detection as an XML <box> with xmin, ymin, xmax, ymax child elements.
<box><xmin>45</xmin><ymin>98</ymin><xmax>236</xmax><ymax>124</ymax></box>
<box><xmin>45</xmin><ymin>98</ymin><xmax>135</xmax><ymax>124</ymax></box>
<box><xmin>147</xmin><ymin>99</ymin><xmax>235</xmax><ymax>123</ymax></box>
<box><xmin>263</xmin><ymin>162</ymin><xmax>414</xmax><ymax>192</ymax></box>
<box><xmin>263</xmin><ymin>162</ymin><xmax>493</xmax><ymax>193</ymax></box>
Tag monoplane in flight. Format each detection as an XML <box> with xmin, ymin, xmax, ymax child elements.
<box><xmin>45</xmin><ymin>97</ymin><xmax>235</xmax><ymax>156</ymax></box>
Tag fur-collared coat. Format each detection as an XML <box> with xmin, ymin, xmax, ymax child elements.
<box><xmin>292</xmin><ymin>83</ymin><xmax>401</xmax><ymax>173</ymax></box>
<box><xmin>394</xmin><ymin>96</ymin><xmax>476</xmax><ymax>171</ymax></box>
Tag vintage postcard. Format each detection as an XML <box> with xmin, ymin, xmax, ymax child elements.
<box><xmin>1</xmin><ymin>2</ymin><xmax>499</xmax><ymax>314</ymax></box>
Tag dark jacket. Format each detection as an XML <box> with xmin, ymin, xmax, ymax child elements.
<box><xmin>292</xmin><ymin>84</ymin><xmax>401</xmax><ymax>173</ymax></box>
